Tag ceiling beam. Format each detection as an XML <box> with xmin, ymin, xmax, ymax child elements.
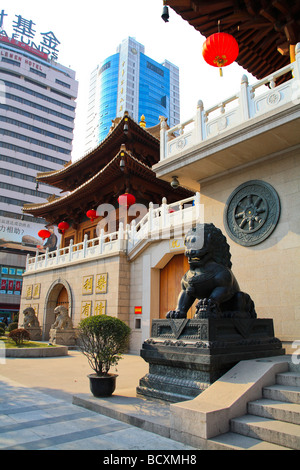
<box><xmin>272</xmin><ymin>0</ymin><xmax>291</xmax><ymax>16</ymax></box>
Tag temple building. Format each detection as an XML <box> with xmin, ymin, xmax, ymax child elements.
<box><xmin>20</xmin><ymin>113</ymin><xmax>195</xmax><ymax>351</ymax></box>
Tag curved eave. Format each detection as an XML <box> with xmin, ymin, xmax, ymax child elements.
<box><xmin>37</xmin><ymin>114</ymin><xmax>160</xmax><ymax>190</ymax></box>
<box><xmin>23</xmin><ymin>149</ymin><xmax>193</xmax><ymax>220</ymax></box>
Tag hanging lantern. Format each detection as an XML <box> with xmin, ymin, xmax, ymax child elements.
<box><xmin>38</xmin><ymin>229</ymin><xmax>51</xmax><ymax>241</ymax></box>
<box><xmin>118</xmin><ymin>193</ymin><xmax>136</xmax><ymax>208</ymax></box>
<box><xmin>86</xmin><ymin>209</ymin><xmax>98</xmax><ymax>222</ymax></box>
<box><xmin>202</xmin><ymin>32</ymin><xmax>239</xmax><ymax>76</ymax></box>
<box><xmin>58</xmin><ymin>221</ymin><xmax>69</xmax><ymax>233</ymax></box>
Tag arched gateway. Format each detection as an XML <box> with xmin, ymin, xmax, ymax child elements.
<box><xmin>43</xmin><ymin>278</ymin><xmax>72</xmax><ymax>340</ymax></box>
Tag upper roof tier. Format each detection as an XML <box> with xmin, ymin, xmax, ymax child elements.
<box><xmin>24</xmin><ymin>143</ymin><xmax>193</xmax><ymax>226</ymax></box>
<box><xmin>36</xmin><ymin>113</ymin><xmax>162</xmax><ymax>192</ymax></box>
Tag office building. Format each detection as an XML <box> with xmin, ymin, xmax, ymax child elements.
<box><xmin>0</xmin><ymin>34</ymin><xmax>78</xmax><ymax>321</ymax></box>
<box><xmin>85</xmin><ymin>37</ymin><xmax>180</xmax><ymax>152</ymax></box>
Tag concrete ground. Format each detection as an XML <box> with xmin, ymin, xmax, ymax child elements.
<box><xmin>0</xmin><ymin>351</ymin><xmax>148</xmax><ymax>402</ymax></box>
<box><xmin>0</xmin><ymin>351</ymin><xmax>198</xmax><ymax>452</ymax></box>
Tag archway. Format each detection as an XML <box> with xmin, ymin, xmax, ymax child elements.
<box><xmin>43</xmin><ymin>278</ymin><xmax>72</xmax><ymax>340</ymax></box>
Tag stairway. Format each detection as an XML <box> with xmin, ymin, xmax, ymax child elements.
<box><xmin>209</xmin><ymin>365</ymin><xmax>300</xmax><ymax>450</ymax></box>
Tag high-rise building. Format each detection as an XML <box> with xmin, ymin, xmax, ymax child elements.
<box><xmin>85</xmin><ymin>37</ymin><xmax>180</xmax><ymax>152</ymax></box>
<box><xmin>0</xmin><ymin>32</ymin><xmax>78</xmax><ymax>322</ymax></box>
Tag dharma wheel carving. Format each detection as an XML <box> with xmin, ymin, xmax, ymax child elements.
<box><xmin>224</xmin><ymin>180</ymin><xmax>280</xmax><ymax>246</ymax></box>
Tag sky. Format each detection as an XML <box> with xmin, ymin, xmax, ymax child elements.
<box><xmin>1</xmin><ymin>0</ymin><xmax>258</xmax><ymax>161</ymax></box>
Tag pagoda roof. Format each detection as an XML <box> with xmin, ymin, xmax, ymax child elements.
<box><xmin>37</xmin><ymin>113</ymin><xmax>162</xmax><ymax>192</ymax></box>
<box><xmin>165</xmin><ymin>0</ymin><xmax>300</xmax><ymax>80</ymax></box>
<box><xmin>23</xmin><ymin>146</ymin><xmax>193</xmax><ymax>225</ymax></box>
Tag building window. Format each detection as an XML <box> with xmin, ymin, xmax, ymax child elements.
<box><xmin>2</xmin><ymin>57</ymin><xmax>21</xmax><ymax>67</ymax></box>
<box><xmin>30</xmin><ymin>68</ymin><xmax>46</xmax><ymax>78</ymax></box>
<box><xmin>147</xmin><ymin>61</ymin><xmax>164</xmax><ymax>77</ymax></box>
<box><xmin>55</xmin><ymin>79</ymin><xmax>71</xmax><ymax>89</ymax></box>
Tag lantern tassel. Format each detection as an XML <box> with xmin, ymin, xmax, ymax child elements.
<box><xmin>219</xmin><ymin>67</ymin><xmax>223</xmax><ymax>77</ymax></box>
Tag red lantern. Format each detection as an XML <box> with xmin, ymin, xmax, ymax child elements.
<box><xmin>118</xmin><ymin>193</ymin><xmax>136</xmax><ymax>208</ymax></box>
<box><xmin>86</xmin><ymin>209</ymin><xmax>98</xmax><ymax>222</ymax></box>
<box><xmin>38</xmin><ymin>229</ymin><xmax>51</xmax><ymax>241</ymax></box>
<box><xmin>202</xmin><ymin>32</ymin><xmax>239</xmax><ymax>76</ymax></box>
<box><xmin>58</xmin><ymin>221</ymin><xmax>69</xmax><ymax>233</ymax></box>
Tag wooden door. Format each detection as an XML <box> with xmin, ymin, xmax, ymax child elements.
<box><xmin>56</xmin><ymin>286</ymin><xmax>69</xmax><ymax>310</ymax></box>
<box><xmin>159</xmin><ymin>254</ymin><xmax>196</xmax><ymax>319</ymax></box>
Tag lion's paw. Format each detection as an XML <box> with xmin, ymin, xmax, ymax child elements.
<box><xmin>194</xmin><ymin>298</ymin><xmax>220</xmax><ymax>319</ymax></box>
<box><xmin>166</xmin><ymin>310</ymin><xmax>187</xmax><ymax>319</ymax></box>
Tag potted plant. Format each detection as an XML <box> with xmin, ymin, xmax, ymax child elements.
<box><xmin>77</xmin><ymin>315</ymin><xmax>131</xmax><ymax>397</ymax></box>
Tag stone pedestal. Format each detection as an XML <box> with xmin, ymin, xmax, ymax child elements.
<box><xmin>49</xmin><ymin>328</ymin><xmax>76</xmax><ymax>346</ymax></box>
<box><xmin>27</xmin><ymin>327</ymin><xmax>42</xmax><ymax>342</ymax></box>
<box><xmin>137</xmin><ymin>318</ymin><xmax>285</xmax><ymax>403</ymax></box>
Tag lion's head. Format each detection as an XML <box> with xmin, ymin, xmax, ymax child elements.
<box><xmin>184</xmin><ymin>223</ymin><xmax>232</xmax><ymax>268</ymax></box>
<box><xmin>54</xmin><ymin>305</ymin><xmax>68</xmax><ymax>317</ymax></box>
<box><xmin>23</xmin><ymin>307</ymin><xmax>39</xmax><ymax>327</ymax></box>
<box><xmin>23</xmin><ymin>307</ymin><xmax>35</xmax><ymax>318</ymax></box>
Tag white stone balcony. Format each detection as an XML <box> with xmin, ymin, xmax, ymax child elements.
<box><xmin>154</xmin><ymin>43</ymin><xmax>300</xmax><ymax>190</ymax></box>
<box><xmin>25</xmin><ymin>193</ymin><xmax>202</xmax><ymax>273</ymax></box>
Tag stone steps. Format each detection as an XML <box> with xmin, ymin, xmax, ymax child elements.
<box><xmin>276</xmin><ymin>372</ymin><xmax>300</xmax><ymax>387</ymax></box>
<box><xmin>208</xmin><ymin>431</ymin><xmax>291</xmax><ymax>450</ymax></box>
<box><xmin>263</xmin><ymin>384</ymin><xmax>300</xmax><ymax>404</ymax></box>
<box><xmin>208</xmin><ymin>367</ymin><xmax>300</xmax><ymax>450</ymax></box>
<box><xmin>248</xmin><ymin>398</ymin><xmax>300</xmax><ymax>425</ymax></box>
<box><xmin>230</xmin><ymin>414</ymin><xmax>300</xmax><ymax>450</ymax></box>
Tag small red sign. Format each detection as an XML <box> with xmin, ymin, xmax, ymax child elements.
<box><xmin>134</xmin><ymin>306</ymin><xmax>142</xmax><ymax>315</ymax></box>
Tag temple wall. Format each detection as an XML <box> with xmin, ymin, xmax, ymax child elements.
<box><xmin>19</xmin><ymin>252</ymin><xmax>130</xmax><ymax>341</ymax></box>
<box><xmin>199</xmin><ymin>149</ymin><xmax>300</xmax><ymax>353</ymax></box>
<box><xmin>128</xmin><ymin>149</ymin><xmax>300</xmax><ymax>354</ymax></box>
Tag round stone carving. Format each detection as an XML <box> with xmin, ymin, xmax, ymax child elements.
<box><xmin>176</xmin><ymin>138</ymin><xmax>186</xmax><ymax>150</ymax></box>
<box><xmin>267</xmin><ymin>91</ymin><xmax>281</xmax><ymax>106</ymax></box>
<box><xmin>224</xmin><ymin>180</ymin><xmax>280</xmax><ymax>246</ymax></box>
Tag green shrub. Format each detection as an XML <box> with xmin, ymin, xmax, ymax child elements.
<box><xmin>8</xmin><ymin>322</ymin><xmax>18</xmax><ymax>332</ymax></box>
<box><xmin>8</xmin><ymin>328</ymin><xmax>30</xmax><ymax>346</ymax></box>
<box><xmin>77</xmin><ymin>315</ymin><xmax>131</xmax><ymax>376</ymax></box>
<box><xmin>0</xmin><ymin>327</ymin><xmax>5</xmax><ymax>336</ymax></box>
<box><xmin>0</xmin><ymin>322</ymin><xmax>6</xmax><ymax>330</ymax></box>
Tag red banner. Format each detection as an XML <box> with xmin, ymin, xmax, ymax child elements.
<box><xmin>1</xmin><ymin>279</ymin><xmax>7</xmax><ymax>290</ymax></box>
<box><xmin>8</xmin><ymin>280</ymin><xmax>14</xmax><ymax>291</ymax></box>
<box><xmin>15</xmin><ymin>280</ymin><xmax>21</xmax><ymax>291</ymax></box>
<box><xmin>0</xmin><ymin>36</ymin><xmax>48</xmax><ymax>60</ymax></box>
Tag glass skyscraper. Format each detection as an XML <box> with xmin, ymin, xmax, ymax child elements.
<box><xmin>85</xmin><ymin>37</ymin><xmax>180</xmax><ymax>152</ymax></box>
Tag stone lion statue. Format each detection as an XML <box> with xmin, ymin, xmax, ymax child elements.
<box><xmin>166</xmin><ymin>223</ymin><xmax>257</xmax><ymax>320</ymax></box>
<box><xmin>23</xmin><ymin>307</ymin><xmax>40</xmax><ymax>328</ymax></box>
<box><xmin>51</xmin><ymin>305</ymin><xmax>73</xmax><ymax>329</ymax></box>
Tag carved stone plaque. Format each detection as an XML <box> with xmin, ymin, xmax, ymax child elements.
<box><xmin>224</xmin><ymin>180</ymin><xmax>280</xmax><ymax>246</ymax></box>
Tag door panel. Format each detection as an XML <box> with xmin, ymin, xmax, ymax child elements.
<box><xmin>159</xmin><ymin>254</ymin><xmax>195</xmax><ymax>319</ymax></box>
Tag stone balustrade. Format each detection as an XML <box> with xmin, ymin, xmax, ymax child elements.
<box><xmin>25</xmin><ymin>193</ymin><xmax>202</xmax><ymax>273</ymax></box>
<box><xmin>160</xmin><ymin>43</ymin><xmax>300</xmax><ymax>161</ymax></box>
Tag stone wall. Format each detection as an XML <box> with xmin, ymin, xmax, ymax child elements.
<box><xmin>199</xmin><ymin>149</ymin><xmax>300</xmax><ymax>352</ymax></box>
<box><xmin>19</xmin><ymin>252</ymin><xmax>130</xmax><ymax>341</ymax></box>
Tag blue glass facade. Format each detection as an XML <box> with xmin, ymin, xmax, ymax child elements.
<box><xmin>88</xmin><ymin>38</ymin><xmax>179</xmax><ymax>146</ymax></box>
<box><xmin>138</xmin><ymin>54</ymin><xmax>170</xmax><ymax>128</ymax></box>
<box><xmin>98</xmin><ymin>53</ymin><xmax>119</xmax><ymax>142</ymax></box>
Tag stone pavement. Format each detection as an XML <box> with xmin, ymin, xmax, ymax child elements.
<box><xmin>0</xmin><ymin>351</ymin><xmax>197</xmax><ymax>451</ymax></box>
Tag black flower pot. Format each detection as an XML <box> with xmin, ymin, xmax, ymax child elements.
<box><xmin>88</xmin><ymin>373</ymin><xmax>118</xmax><ymax>397</ymax></box>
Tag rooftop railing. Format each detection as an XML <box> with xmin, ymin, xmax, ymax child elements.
<box><xmin>25</xmin><ymin>193</ymin><xmax>202</xmax><ymax>273</ymax></box>
<box><xmin>159</xmin><ymin>43</ymin><xmax>300</xmax><ymax>161</ymax></box>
